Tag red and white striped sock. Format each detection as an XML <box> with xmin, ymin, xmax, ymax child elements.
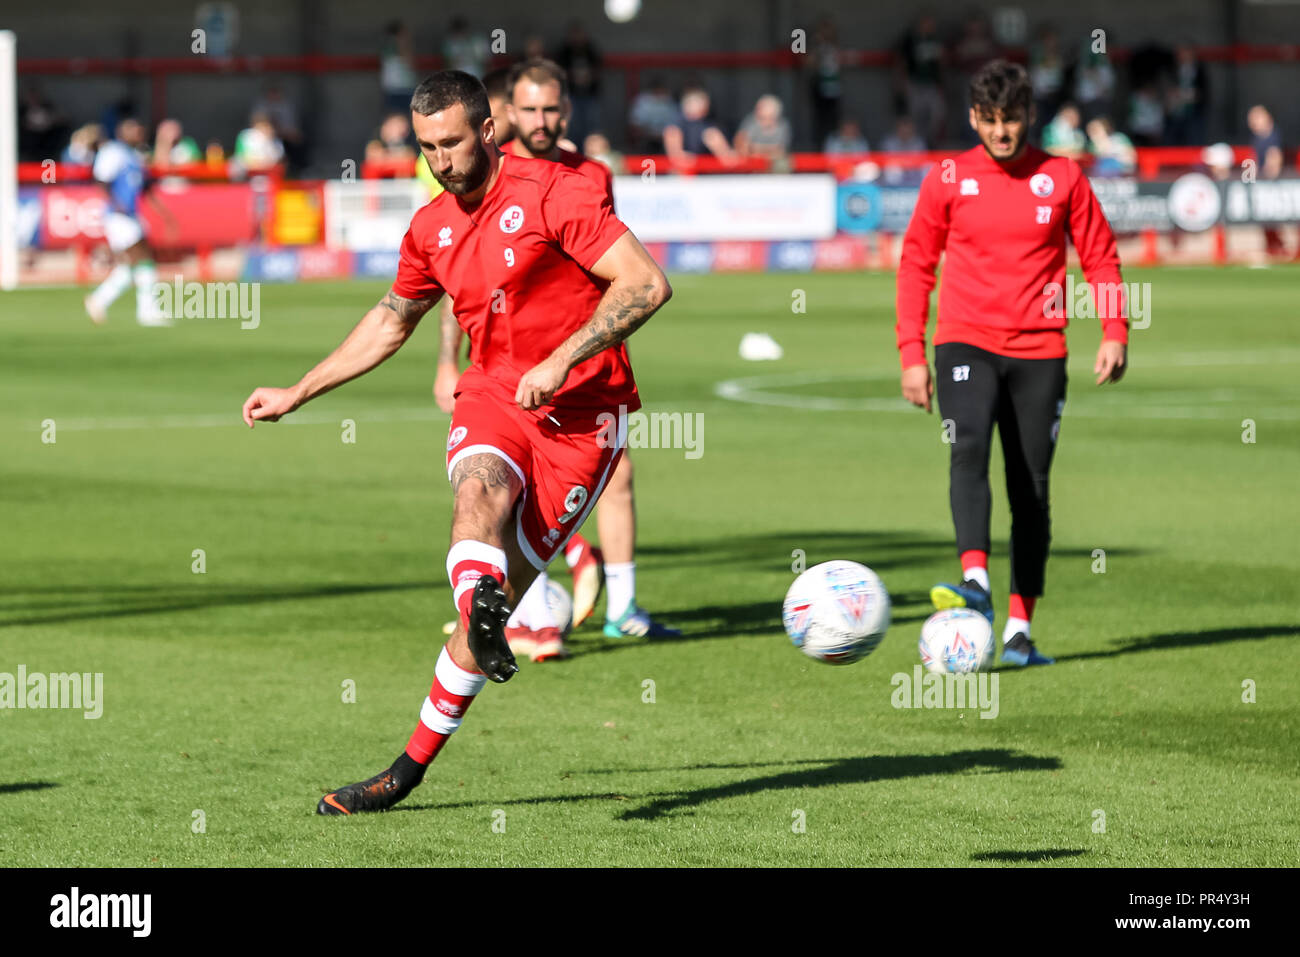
<box><xmin>405</xmin><ymin>646</ymin><xmax>488</xmax><ymax>765</ymax></box>
<box><xmin>446</xmin><ymin>540</ymin><xmax>507</xmax><ymax>633</ymax></box>
<box><xmin>1004</xmin><ymin>593</ymin><xmax>1038</xmax><ymax>644</ymax></box>
<box><xmin>960</xmin><ymin>549</ymin><xmax>990</xmax><ymax>592</ymax></box>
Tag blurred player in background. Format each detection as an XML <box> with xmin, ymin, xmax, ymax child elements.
<box><xmin>242</xmin><ymin>70</ymin><xmax>672</xmax><ymax>815</ymax></box>
<box><xmin>83</xmin><ymin>118</ymin><xmax>174</xmax><ymax>325</ymax></box>
<box><xmin>895</xmin><ymin>60</ymin><xmax>1129</xmax><ymax>666</ymax></box>
<box><xmin>435</xmin><ymin>59</ymin><xmax>681</xmax><ymax>662</ymax></box>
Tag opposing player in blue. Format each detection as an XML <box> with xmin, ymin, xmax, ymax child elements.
<box><xmin>84</xmin><ymin>118</ymin><xmax>173</xmax><ymax>326</ymax></box>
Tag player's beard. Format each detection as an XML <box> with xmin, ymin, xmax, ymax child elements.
<box><xmin>520</xmin><ymin>124</ymin><xmax>560</xmax><ymax>158</ymax></box>
<box><xmin>433</xmin><ymin>142</ymin><xmax>492</xmax><ymax>196</ymax></box>
<box><xmin>982</xmin><ymin>127</ymin><xmax>1026</xmax><ymax>162</ymax></box>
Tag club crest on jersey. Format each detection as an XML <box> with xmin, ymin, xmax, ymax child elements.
<box><xmin>499</xmin><ymin>205</ymin><xmax>525</xmax><ymax>234</ymax></box>
<box><xmin>1030</xmin><ymin>173</ymin><xmax>1054</xmax><ymax>197</ymax></box>
<box><xmin>960</xmin><ymin>178</ymin><xmax>979</xmax><ymax>195</ymax></box>
<box><xmin>447</xmin><ymin>425</ymin><xmax>468</xmax><ymax>450</ymax></box>
<box><xmin>438</xmin><ymin>226</ymin><xmax>453</xmax><ymax>248</ymax></box>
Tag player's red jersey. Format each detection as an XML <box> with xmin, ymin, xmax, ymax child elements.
<box><xmin>896</xmin><ymin>144</ymin><xmax>1127</xmax><ymax>369</ymax></box>
<box><xmin>394</xmin><ymin>151</ymin><xmax>635</xmax><ymax>414</ymax></box>
<box><xmin>556</xmin><ymin>147</ymin><xmax>615</xmax><ymax>205</ymax></box>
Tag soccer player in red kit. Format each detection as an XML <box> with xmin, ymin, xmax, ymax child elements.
<box><xmin>434</xmin><ymin>58</ymin><xmax>680</xmax><ymax>662</ymax></box>
<box><xmin>241</xmin><ymin>70</ymin><xmax>672</xmax><ymax>814</ymax></box>
<box><xmin>896</xmin><ymin>60</ymin><xmax>1128</xmax><ymax>666</ymax></box>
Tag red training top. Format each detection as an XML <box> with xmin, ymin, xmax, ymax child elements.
<box><xmin>556</xmin><ymin>147</ymin><xmax>615</xmax><ymax>205</ymax></box>
<box><xmin>895</xmin><ymin>144</ymin><xmax>1128</xmax><ymax>369</ymax></box>
<box><xmin>393</xmin><ymin>151</ymin><xmax>635</xmax><ymax>414</ymax></box>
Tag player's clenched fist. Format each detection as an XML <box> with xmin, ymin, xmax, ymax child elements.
<box><xmin>901</xmin><ymin>364</ymin><xmax>934</xmax><ymax>413</ymax></box>
<box><xmin>515</xmin><ymin>357</ymin><xmax>570</xmax><ymax>411</ymax></box>
<box><xmin>242</xmin><ymin>386</ymin><xmax>303</xmax><ymax>427</ymax></box>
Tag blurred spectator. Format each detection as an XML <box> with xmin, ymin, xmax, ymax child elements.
<box><xmin>880</xmin><ymin>115</ymin><xmax>927</xmax><ymax>186</ymax></box>
<box><xmin>1086</xmin><ymin>117</ymin><xmax>1135</xmax><ymax>176</ymax></box>
<box><xmin>1073</xmin><ymin>38</ymin><xmax>1116</xmax><ymax>122</ymax></box>
<box><xmin>522</xmin><ymin>34</ymin><xmax>548</xmax><ymax>62</ymax></box>
<box><xmin>663</xmin><ymin>87</ymin><xmax>737</xmax><ymax>165</ymax></box>
<box><xmin>1028</xmin><ymin>26</ymin><xmax>1067</xmax><ymax>133</ymax></box>
<box><xmin>556</xmin><ymin>20</ymin><xmax>602</xmax><ymax>148</ymax></box>
<box><xmin>1128</xmin><ymin>84</ymin><xmax>1165</xmax><ymax>146</ymax></box>
<box><xmin>1166</xmin><ymin>44</ymin><xmax>1208</xmax><ymax>146</ymax></box>
<box><xmin>809</xmin><ymin>17</ymin><xmax>843</xmax><ymax>151</ymax></box>
<box><xmin>894</xmin><ymin>13</ymin><xmax>947</xmax><ymax>149</ymax></box>
<box><xmin>582</xmin><ymin>132</ymin><xmax>622</xmax><ymax>173</ymax></box>
<box><xmin>881</xmin><ymin>115</ymin><xmax>926</xmax><ymax>152</ymax></box>
<box><xmin>952</xmin><ymin>12</ymin><xmax>998</xmax><ymax>76</ymax></box>
<box><xmin>825</xmin><ymin>119</ymin><xmax>869</xmax><ymax>154</ymax></box>
<box><xmin>735</xmin><ymin>95</ymin><xmax>791</xmax><ymax>163</ymax></box>
<box><xmin>251</xmin><ymin>85</ymin><xmax>305</xmax><ymax>171</ymax></box>
<box><xmin>1200</xmin><ymin>142</ymin><xmax>1234</xmax><ymax>181</ymax></box>
<box><xmin>1041</xmin><ymin>103</ymin><xmax>1087</xmax><ymax>158</ymax></box>
<box><xmin>233</xmin><ymin>113</ymin><xmax>284</xmax><ymax>173</ymax></box>
<box><xmin>628</xmin><ymin>77</ymin><xmax>678</xmax><ymax>152</ymax></box>
<box><xmin>1248</xmin><ymin>105</ymin><xmax>1287</xmax><ymax>257</ymax></box>
<box><xmin>366</xmin><ymin>113</ymin><xmax>417</xmax><ymax>164</ymax></box>
<box><xmin>152</xmin><ymin>119</ymin><xmax>202</xmax><ymax>168</ymax></box>
<box><xmin>445</xmin><ymin>16</ymin><xmax>489</xmax><ymax>78</ymax></box>
<box><xmin>62</xmin><ymin>124</ymin><xmax>104</xmax><ymax>166</ymax></box>
<box><xmin>19</xmin><ymin>85</ymin><xmax>67</xmax><ymax>161</ymax></box>
<box><xmin>380</xmin><ymin>20</ymin><xmax>418</xmax><ymax>115</ymax></box>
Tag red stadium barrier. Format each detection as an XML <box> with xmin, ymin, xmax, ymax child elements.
<box><xmin>17</xmin><ymin>161</ymin><xmax>283</xmax><ymax>185</ymax></box>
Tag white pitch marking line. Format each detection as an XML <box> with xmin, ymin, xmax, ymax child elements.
<box><xmin>714</xmin><ymin>360</ymin><xmax>1300</xmax><ymax>421</ymax></box>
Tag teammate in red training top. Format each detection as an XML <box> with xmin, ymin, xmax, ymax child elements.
<box><xmin>436</xmin><ymin>58</ymin><xmax>680</xmax><ymax>657</ymax></box>
<box><xmin>895</xmin><ymin>60</ymin><xmax>1129</xmax><ymax>666</ymax></box>
<box><xmin>240</xmin><ymin>70</ymin><xmax>672</xmax><ymax>814</ymax></box>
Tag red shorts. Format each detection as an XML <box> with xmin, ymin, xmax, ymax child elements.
<box><xmin>446</xmin><ymin>379</ymin><xmax>627</xmax><ymax>570</ymax></box>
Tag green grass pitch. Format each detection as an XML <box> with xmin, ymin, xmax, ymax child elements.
<box><xmin>2</xmin><ymin>266</ymin><xmax>1297</xmax><ymax>866</ymax></box>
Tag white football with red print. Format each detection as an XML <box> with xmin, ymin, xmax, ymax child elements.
<box><xmin>781</xmin><ymin>561</ymin><xmax>891</xmax><ymax>666</ymax></box>
<box><xmin>918</xmin><ymin>608</ymin><xmax>995</xmax><ymax>675</ymax></box>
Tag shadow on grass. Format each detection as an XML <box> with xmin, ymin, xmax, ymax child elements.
<box><xmin>0</xmin><ymin>581</ymin><xmax>438</xmax><ymax>629</ymax></box>
<box><xmin>396</xmin><ymin>749</ymin><xmax>1061</xmax><ymax>821</ymax></box>
<box><xmin>1055</xmin><ymin>624</ymin><xmax>1300</xmax><ymax>661</ymax></box>
<box><xmin>568</xmin><ymin>598</ymin><xmax>934</xmax><ymax>650</ymax></box>
<box><xmin>633</xmin><ymin>529</ymin><xmax>1144</xmax><ymax>576</ymax></box>
<box><xmin>971</xmin><ymin>848</ymin><xmax>1087</xmax><ymax>863</ymax></box>
<box><xmin>0</xmin><ymin>781</ymin><xmax>59</xmax><ymax>795</ymax></box>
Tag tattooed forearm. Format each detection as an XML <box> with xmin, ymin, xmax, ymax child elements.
<box><xmin>450</xmin><ymin>453</ymin><xmax>518</xmax><ymax>494</ymax></box>
<box><xmin>380</xmin><ymin>289</ymin><xmax>437</xmax><ymax>325</ymax></box>
<box><xmin>563</xmin><ymin>281</ymin><xmax>663</xmax><ymax>367</ymax></box>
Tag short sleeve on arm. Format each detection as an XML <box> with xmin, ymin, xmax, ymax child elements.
<box><xmin>392</xmin><ymin>225</ymin><xmax>445</xmax><ymax>301</ymax></box>
<box><xmin>541</xmin><ymin>168</ymin><xmax>629</xmax><ymax>272</ymax></box>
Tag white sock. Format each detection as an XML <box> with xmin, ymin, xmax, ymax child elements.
<box><xmin>963</xmin><ymin>566</ymin><xmax>990</xmax><ymax>592</ymax></box>
<box><xmin>133</xmin><ymin>261</ymin><xmax>159</xmax><ymax>318</ymax></box>
<box><xmin>89</xmin><ymin>264</ymin><xmax>132</xmax><ymax>311</ymax></box>
<box><xmin>507</xmin><ymin>573</ymin><xmax>556</xmax><ymax>630</ymax></box>
<box><xmin>1003</xmin><ymin>617</ymin><xmax>1030</xmax><ymax>644</ymax></box>
<box><xmin>605</xmin><ymin>561</ymin><xmax>635</xmax><ymax>620</ymax></box>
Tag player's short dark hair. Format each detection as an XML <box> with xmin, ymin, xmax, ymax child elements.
<box><xmin>506</xmin><ymin>58</ymin><xmax>569</xmax><ymax>100</ymax></box>
<box><xmin>969</xmin><ymin>59</ymin><xmax>1032</xmax><ymax>119</ymax></box>
<box><xmin>482</xmin><ymin>68</ymin><xmax>511</xmax><ymax>102</ymax></box>
<box><xmin>410</xmin><ymin>70</ymin><xmax>491</xmax><ymax>128</ymax></box>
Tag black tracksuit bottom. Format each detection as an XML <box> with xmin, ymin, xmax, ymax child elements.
<box><xmin>934</xmin><ymin>342</ymin><xmax>1068</xmax><ymax>599</ymax></box>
